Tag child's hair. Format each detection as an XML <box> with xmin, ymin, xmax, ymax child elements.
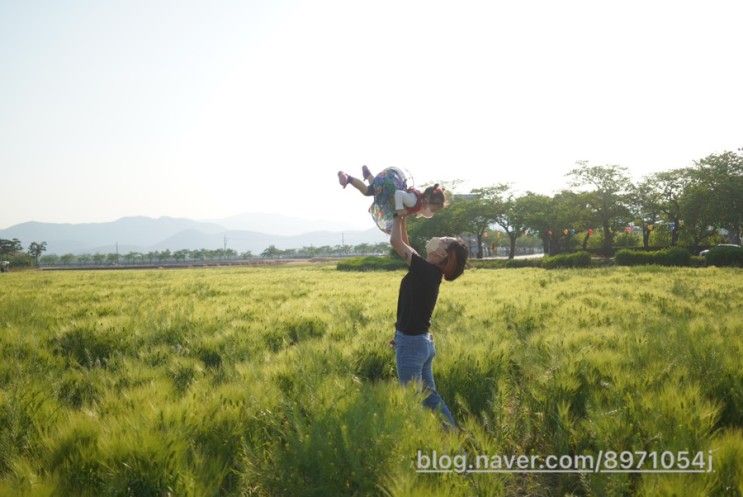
<box><xmin>441</xmin><ymin>239</ymin><xmax>468</xmax><ymax>281</ymax></box>
<box><xmin>422</xmin><ymin>183</ymin><xmax>450</xmax><ymax>209</ymax></box>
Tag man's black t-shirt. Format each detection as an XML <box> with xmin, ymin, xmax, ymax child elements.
<box><xmin>396</xmin><ymin>252</ymin><xmax>443</xmax><ymax>335</ymax></box>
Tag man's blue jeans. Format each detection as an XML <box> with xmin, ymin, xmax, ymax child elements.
<box><xmin>394</xmin><ymin>330</ymin><xmax>456</xmax><ymax>428</ymax></box>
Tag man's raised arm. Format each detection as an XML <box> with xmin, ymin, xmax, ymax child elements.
<box><xmin>390</xmin><ymin>215</ymin><xmax>415</xmax><ymax>265</ymax></box>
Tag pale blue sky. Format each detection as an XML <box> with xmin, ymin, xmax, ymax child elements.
<box><xmin>2</xmin><ymin>0</ymin><xmax>741</xmax><ymax>229</ymax></box>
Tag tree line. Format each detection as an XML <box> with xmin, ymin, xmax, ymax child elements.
<box><xmin>2</xmin><ymin>150</ymin><xmax>740</xmax><ymax>266</ymax></box>
<box><xmin>0</xmin><ymin>239</ymin><xmax>47</xmax><ymax>268</ymax></box>
<box><xmin>0</xmin><ymin>242</ymin><xmax>392</xmax><ymax>267</ymax></box>
<box><xmin>407</xmin><ymin>150</ymin><xmax>742</xmax><ymax>258</ymax></box>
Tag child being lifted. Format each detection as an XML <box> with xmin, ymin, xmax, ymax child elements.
<box><xmin>338</xmin><ymin>165</ymin><xmax>449</xmax><ymax>234</ymax></box>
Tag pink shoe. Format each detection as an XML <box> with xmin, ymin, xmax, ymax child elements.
<box><xmin>362</xmin><ymin>165</ymin><xmax>373</xmax><ymax>181</ymax></box>
<box><xmin>338</xmin><ymin>171</ymin><xmax>350</xmax><ymax>188</ymax></box>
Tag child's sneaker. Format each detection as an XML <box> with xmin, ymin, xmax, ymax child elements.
<box><xmin>338</xmin><ymin>171</ymin><xmax>350</xmax><ymax>188</ymax></box>
<box><xmin>362</xmin><ymin>165</ymin><xmax>373</xmax><ymax>181</ymax></box>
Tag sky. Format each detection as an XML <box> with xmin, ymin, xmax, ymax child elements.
<box><xmin>1</xmin><ymin>0</ymin><xmax>741</xmax><ymax>230</ymax></box>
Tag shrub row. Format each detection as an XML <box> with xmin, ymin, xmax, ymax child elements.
<box><xmin>337</xmin><ymin>247</ymin><xmax>740</xmax><ymax>272</ymax></box>
<box><xmin>615</xmin><ymin>247</ymin><xmax>692</xmax><ymax>266</ymax></box>
<box><xmin>336</xmin><ymin>256</ymin><xmax>407</xmax><ymax>272</ymax></box>
<box><xmin>468</xmin><ymin>258</ymin><xmax>542</xmax><ymax>269</ymax></box>
<box><xmin>468</xmin><ymin>251</ymin><xmax>593</xmax><ymax>270</ymax></box>
<box><xmin>705</xmin><ymin>245</ymin><xmax>743</xmax><ymax>267</ymax></box>
<box><xmin>542</xmin><ymin>251</ymin><xmax>592</xmax><ymax>269</ymax></box>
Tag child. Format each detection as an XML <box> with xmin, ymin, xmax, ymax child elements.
<box><xmin>338</xmin><ymin>165</ymin><xmax>449</xmax><ymax>234</ymax></box>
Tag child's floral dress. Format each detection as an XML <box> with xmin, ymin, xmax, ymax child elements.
<box><xmin>368</xmin><ymin>167</ymin><xmax>416</xmax><ymax>234</ymax></box>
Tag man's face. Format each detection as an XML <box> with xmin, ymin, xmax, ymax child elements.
<box><xmin>425</xmin><ymin>237</ymin><xmax>457</xmax><ymax>261</ymax></box>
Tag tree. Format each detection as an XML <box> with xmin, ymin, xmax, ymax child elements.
<box><xmin>60</xmin><ymin>253</ymin><xmax>76</xmax><ymax>265</ymax></box>
<box><xmin>353</xmin><ymin>243</ymin><xmax>372</xmax><ymax>255</ymax></box>
<box><xmin>687</xmin><ymin>150</ymin><xmax>743</xmax><ymax>244</ymax></box>
<box><xmin>27</xmin><ymin>241</ymin><xmax>47</xmax><ymax>266</ymax></box>
<box><xmin>261</xmin><ymin>245</ymin><xmax>282</xmax><ymax>258</ymax></box>
<box><xmin>650</xmin><ymin>169</ymin><xmax>692</xmax><ymax>246</ymax></box>
<box><xmin>40</xmin><ymin>254</ymin><xmax>59</xmax><ymax>265</ymax></box>
<box><xmin>519</xmin><ymin>190</ymin><xmax>598</xmax><ymax>255</ymax></box>
<box><xmin>451</xmin><ymin>187</ymin><xmax>504</xmax><ymax>259</ymax></box>
<box><xmin>0</xmin><ymin>238</ymin><xmax>23</xmax><ymax>255</ymax></box>
<box><xmin>551</xmin><ymin>191</ymin><xmax>592</xmax><ymax>252</ymax></box>
<box><xmin>518</xmin><ymin>193</ymin><xmax>553</xmax><ymax>254</ymax></box>
<box><xmin>628</xmin><ymin>178</ymin><xmax>664</xmax><ymax>249</ymax></box>
<box><xmin>569</xmin><ymin>191</ymin><xmax>604</xmax><ymax>250</ymax></box>
<box><xmin>491</xmin><ymin>190</ymin><xmax>530</xmax><ymax>259</ymax></box>
<box><xmin>123</xmin><ymin>252</ymin><xmax>141</xmax><ymax>264</ymax></box>
<box><xmin>567</xmin><ymin>162</ymin><xmax>633</xmax><ymax>254</ymax></box>
<box><xmin>679</xmin><ymin>183</ymin><xmax>718</xmax><ymax>247</ymax></box>
<box><xmin>371</xmin><ymin>242</ymin><xmax>389</xmax><ymax>254</ymax></box>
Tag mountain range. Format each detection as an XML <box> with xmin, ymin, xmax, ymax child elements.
<box><xmin>0</xmin><ymin>213</ymin><xmax>387</xmax><ymax>255</ymax></box>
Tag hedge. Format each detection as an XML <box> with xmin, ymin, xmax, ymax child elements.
<box><xmin>337</xmin><ymin>247</ymin><xmax>733</xmax><ymax>271</ymax></box>
<box><xmin>468</xmin><ymin>258</ymin><xmax>543</xmax><ymax>269</ymax></box>
<box><xmin>542</xmin><ymin>251</ymin><xmax>592</xmax><ymax>269</ymax></box>
<box><xmin>705</xmin><ymin>245</ymin><xmax>743</xmax><ymax>267</ymax></box>
<box><xmin>469</xmin><ymin>252</ymin><xmax>592</xmax><ymax>270</ymax></box>
<box><xmin>336</xmin><ymin>256</ymin><xmax>407</xmax><ymax>272</ymax></box>
<box><xmin>615</xmin><ymin>247</ymin><xmax>691</xmax><ymax>266</ymax></box>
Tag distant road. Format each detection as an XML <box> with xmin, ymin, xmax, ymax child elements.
<box><xmin>479</xmin><ymin>253</ymin><xmax>544</xmax><ymax>260</ymax></box>
<box><xmin>38</xmin><ymin>252</ymin><xmax>546</xmax><ymax>271</ymax></box>
<box><xmin>38</xmin><ymin>257</ymin><xmax>360</xmax><ymax>271</ymax></box>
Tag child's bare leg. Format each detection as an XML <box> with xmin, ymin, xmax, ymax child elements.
<box><xmin>349</xmin><ymin>176</ymin><xmax>372</xmax><ymax>195</ymax></box>
<box><xmin>362</xmin><ymin>165</ymin><xmax>374</xmax><ymax>184</ymax></box>
<box><xmin>338</xmin><ymin>171</ymin><xmax>373</xmax><ymax>195</ymax></box>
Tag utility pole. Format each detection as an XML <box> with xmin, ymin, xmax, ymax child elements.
<box><xmin>115</xmin><ymin>242</ymin><xmax>119</xmax><ymax>265</ymax></box>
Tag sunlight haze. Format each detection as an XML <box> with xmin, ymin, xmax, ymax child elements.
<box><xmin>2</xmin><ymin>0</ymin><xmax>741</xmax><ymax>229</ymax></box>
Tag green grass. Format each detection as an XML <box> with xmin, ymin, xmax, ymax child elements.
<box><xmin>0</xmin><ymin>265</ymin><xmax>742</xmax><ymax>496</ymax></box>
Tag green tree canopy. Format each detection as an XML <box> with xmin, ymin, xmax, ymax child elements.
<box><xmin>0</xmin><ymin>238</ymin><xmax>23</xmax><ymax>255</ymax></box>
<box><xmin>567</xmin><ymin>162</ymin><xmax>633</xmax><ymax>253</ymax></box>
<box><xmin>687</xmin><ymin>150</ymin><xmax>743</xmax><ymax>244</ymax></box>
<box><xmin>27</xmin><ymin>241</ymin><xmax>47</xmax><ymax>266</ymax></box>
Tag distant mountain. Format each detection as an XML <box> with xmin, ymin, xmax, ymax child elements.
<box><xmin>153</xmin><ymin>228</ymin><xmax>387</xmax><ymax>254</ymax></box>
<box><xmin>0</xmin><ymin>216</ymin><xmax>224</xmax><ymax>249</ymax></box>
<box><xmin>0</xmin><ymin>214</ymin><xmax>386</xmax><ymax>255</ymax></box>
<box><xmin>202</xmin><ymin>212</ymin><xmax>361</xmax><ymax>236</ymax></box>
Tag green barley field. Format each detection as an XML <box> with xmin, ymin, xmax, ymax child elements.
<box><xmin>1</xmin><ymin>264</ymin><xmax>742</xmax><ymax>497</ymax></box>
